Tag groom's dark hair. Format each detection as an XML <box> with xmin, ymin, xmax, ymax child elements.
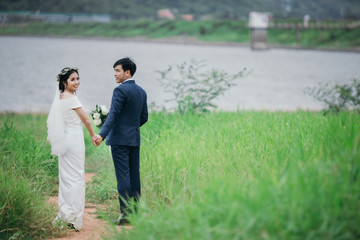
<box><xmin>113</xmin><ymin>57</ymin><xmax>137</xmax><ymax>76</ymax></box>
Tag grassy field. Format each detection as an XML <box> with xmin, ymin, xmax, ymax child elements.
<box><xmin>103</xmin><ymin>111</ymin><xmax>360</xmax><ymax>239</ymax></box>
<box><xmin>1</xmin><ymin>111</ymin><xmax>358</xmax><ymax>239</ymax></box>
<box><xmin>1</xmin><ymin>20</ymin><xmax>360</xmax><ymax>49</ymax></box>
<box><xmin>0</xmin><ymin>114</ymin><xmax>61</xmax><ymax>239</ymax></box>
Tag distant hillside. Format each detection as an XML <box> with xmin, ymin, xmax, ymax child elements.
<box><xmin>1</xmin><ymin>0</ymin><xmax>360</xmax><ymax>20</ymax></box>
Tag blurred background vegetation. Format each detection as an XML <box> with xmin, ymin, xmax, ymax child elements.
<box><xmin>1</xmin><ymin>0</ymin><xmax>360</xmax><ymax>20</ymax></box>
<box><xmin>1</xmin><ymin>1</ymin><xmax>360</xmax><ymax>50</ymax></box>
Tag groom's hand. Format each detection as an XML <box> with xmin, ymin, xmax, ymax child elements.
<box><xmin>92</xmin><ymin>134</ymin><xmax>103</xmax><ymax>146</ymax></box>
<box><xmin>91</xmin><ymin>135</ymin><xmax>98</xmax><ymax>146</ymax></box>
<box><xmin>95</xmin><ymin>135</ymin><xmax>103</xmax><ymax>145</ymax></box>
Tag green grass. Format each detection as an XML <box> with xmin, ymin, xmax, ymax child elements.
<box><xmin>0</xmin><ymin>168</ymin><xmax>61</xmax><ymax>239</ymax></box>
<box><xmin>0</xmin><ymin>116</ymin><xmax>60</xmax><ymax>239</ymax></box>
<box><xmin>1</xmin><ymin>111</ymin><xmax>359</xmax><ymax>239</ymax></box>
<box><xmin>1</xmin><ymin>20</ymin><xmax>359</xmax><ymax>49</ymax></box>
<box><xmin>267</xmin><ymin>28</ymin><xmax>360</xmax><ymax>49</ymax></box>
<box><xmin>93</xmin><ymin>111</ymin><xmax>359</xmax><ymax>240</ymax></box>
<box><xmin>0</xmin><ymin>113</ymin><xmax>108</xmax><ymax>238</ymax></box>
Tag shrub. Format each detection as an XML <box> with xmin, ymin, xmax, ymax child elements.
<box><xmin>157</xmin><ymin>59</ymin><xmax>247</xmax><ymax>113</ymax></box>
<box><xmin>305</xmin><ymin>78</ymin><xmax>360</xmax><ymax>113</ymax></box>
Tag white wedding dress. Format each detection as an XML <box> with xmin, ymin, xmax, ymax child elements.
<box><xmin>54</xmin><ymin>96</ymin><xmax>85</xmax><ymax>230</ymax></box>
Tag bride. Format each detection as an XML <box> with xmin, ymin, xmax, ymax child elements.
<box><xmin>47</xmin><ymin>67</ymin><xmax>95</xmax><ymax>231</ymax></box>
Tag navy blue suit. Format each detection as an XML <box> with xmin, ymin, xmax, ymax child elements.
<box><xmin>99</xmin><ymin>80</ymin><xmax>148</xmax><ymax>213</ymax></box>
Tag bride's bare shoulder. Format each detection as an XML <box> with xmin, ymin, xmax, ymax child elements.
<box><xmin>60</xmin><ymin>92</ymin><xmax>75</xmax><ymax>100</ymax></box>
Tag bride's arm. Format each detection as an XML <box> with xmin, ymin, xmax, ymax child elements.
<box><xmin>74</xmin><ymin>107</ymin><xmax>95</xmax><ymax>138</ymax></box>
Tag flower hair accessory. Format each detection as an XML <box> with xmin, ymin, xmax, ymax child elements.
<box><xmin>56</xmin><ymin>67</ymin><xmax>79</xmax><ymax>82</ymax></box>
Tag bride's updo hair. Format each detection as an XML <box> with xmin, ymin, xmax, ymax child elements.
<box><xmin>57</xmin><ymin>67</ymin><xmax>79</xmax><ymax>92</ymax></box>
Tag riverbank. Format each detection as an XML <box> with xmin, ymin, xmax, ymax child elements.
<box><xmin>4</xmin><ymin>33</ymin><xmax>360</xmax><ymax>53</ymax></box>
<box><xmin>1</xmin><ymin>20</ymin><xmax>360</xmax><ymax>52</ymax></box>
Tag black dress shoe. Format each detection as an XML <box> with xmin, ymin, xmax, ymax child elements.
<box><xmin>119</xmin><ymin>218</ymin><xmax>130</xmax><ymax>225</ymax></box>
<box><xmin>111</xmin><ymin>215</ymin><xmax>130</xmax><ymax>225</ymax></box>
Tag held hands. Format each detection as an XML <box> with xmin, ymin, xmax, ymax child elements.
<box><xmin>92</xmin><ymin>134</ymin><xmax>103</xmax><ymax>146</ymax></box>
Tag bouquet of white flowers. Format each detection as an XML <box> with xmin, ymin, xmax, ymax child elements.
<box><xmin>91</xmin><ymin>105</ymin><xmax>109</xmax><ymax>128</ymax></box>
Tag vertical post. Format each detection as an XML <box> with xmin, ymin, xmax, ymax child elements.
<box><xmin>296</xmin><ymin>23</ymin><xmax>301</xmax><ymax>45</ymax></box>
<box><xmin>250</xmin><ymin>28</ymin><xmax>267</xmax><ymax>50</ymax></box>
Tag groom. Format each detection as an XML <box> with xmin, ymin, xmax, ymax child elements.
<box><xmin>93</xmin><ymin>57</ymin><xmax>148</xmax><ymax>223</ymax></box>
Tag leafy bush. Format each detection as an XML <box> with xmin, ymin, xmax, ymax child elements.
<box><xmin>305</xmin><ymin>78</ymin><xmax>360</xmax><ymax>113</ymax></box>
<box><xmin>157</xmin><ymin>59</ymin><xmax>247</xmax><ymax>113</ymax></box>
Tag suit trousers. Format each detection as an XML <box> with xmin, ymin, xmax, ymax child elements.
<box><xmin>110</xmin><ymin>145</ymin><xmax>140</xmax><ymax>214</ymax></box>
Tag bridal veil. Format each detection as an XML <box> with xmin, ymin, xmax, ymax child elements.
<box><xmin>47</xmin><ymin>88</ymin><xmax>65</xmax><ymax>156</ymax></box>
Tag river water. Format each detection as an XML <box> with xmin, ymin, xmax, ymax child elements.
<box><xmin>0</xmin><ymin>36</ymin><xmax>359</xmax><ymax>113</ymax></box>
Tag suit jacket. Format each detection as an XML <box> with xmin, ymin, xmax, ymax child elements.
<box><xmin>99</xmin><ymin>80</ymin><xmax>148</xmax><ymax>146</ymax></box>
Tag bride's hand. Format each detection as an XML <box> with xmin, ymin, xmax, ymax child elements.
<box><xmin>91</xmin><ymin>136</ymin><xmax>97</xmax><ymax>146</ymax></box>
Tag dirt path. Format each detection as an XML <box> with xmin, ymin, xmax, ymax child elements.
<box><xmin>48</xmin><ymin>173</ymin><xmax>131</xmax><ymax>240</ymax></box>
